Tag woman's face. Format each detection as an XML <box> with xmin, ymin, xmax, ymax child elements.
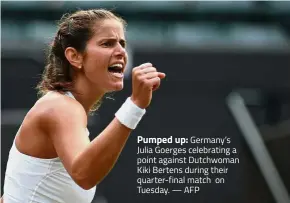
<box><xmin>81</xmin><ymin>19</ymin><xmax>128</xmax><ymax>93</ymax></box>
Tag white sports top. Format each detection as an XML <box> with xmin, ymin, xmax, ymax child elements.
<box><xmin>3</xmin><ymin>92</ymin><xmax>96</xmax><ymax>203</ymax></box>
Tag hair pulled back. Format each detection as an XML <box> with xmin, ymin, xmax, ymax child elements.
<box><xmin>36</xmin><ymin>9</ymin><xmax>126</xmax><ymax>112</ymax></box>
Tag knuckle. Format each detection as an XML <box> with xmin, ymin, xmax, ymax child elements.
<box><xmin>132</xmin><ymin>69</ymin><xmax>138</xmax><ymax>76</ymax></box>
<box><xmin>134</xmin><ymin>70</ymin><xmax>141</xmax><ymax>76</ymax></box>
<box><xmin>138</xmin><ymin>77</ymin><xmax>146</xmax><ymax>84</ymax></box>
<box><xmin>136</xmin><ymin>75</ymin><xmax>143</xmax><ymax>81</ymax></box>
<box><xmin>145</xmin><ymin>63</ymin><xmax>153</xmax><ymax>67</ymax></box>
<box><xmin>132</xmin><ymin>67</ymin><xmax>138</xmax><ymax>72</ymax></box>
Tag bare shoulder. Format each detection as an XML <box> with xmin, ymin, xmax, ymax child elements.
<box><xmin>25</xmin><ymin>92</ymin><xmax>91</xmax><ymax>174</ymax></box>
<box><xmin>32</xmin><ymin>92</ymin><xmax>87</xmax><ymax>129</ymax></box>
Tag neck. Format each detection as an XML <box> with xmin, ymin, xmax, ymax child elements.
<box><xmin>71</xmin><ymin>77</ymin><xmax>105</xmax><ymax>114</ymax></box>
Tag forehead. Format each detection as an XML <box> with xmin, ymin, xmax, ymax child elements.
<box><xmin>92</xmin><ymin>19</ymin><xmax>125</xmax><ymax>39</ymax></box>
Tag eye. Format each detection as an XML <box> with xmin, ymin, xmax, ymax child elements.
<box><xmin>102</xmin><ymin>40</ymin><xmax>115</xmax><ymax>47</ymax></box>
<box><xmin>120</xmin><ymin>40</ymin><xmax>126</xmax><ymax>48</ymax></box>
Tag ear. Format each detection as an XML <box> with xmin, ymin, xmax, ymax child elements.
<box><xmin>64</xmin><ymin>47</ymin><xmax>83</xmax><ymax>70</ymax></box>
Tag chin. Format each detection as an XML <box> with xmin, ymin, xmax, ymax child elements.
<box><xmin>106</xmin><ymin>82</ymin><xmax>124</xmax><ymax>92</ymax></box>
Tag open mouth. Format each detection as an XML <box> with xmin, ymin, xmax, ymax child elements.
<box><xmin>108</xmin><ymin>64</ymin><xmax>124</xmax><ymax>78</ymax></box>
<box><xmin>108</xmin><ymin>67</ymin><xmax>123</xmax><ymax>73</ymax></box>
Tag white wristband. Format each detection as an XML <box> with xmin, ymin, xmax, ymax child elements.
<box><xmin>115</xmin><ymin>97</ymin><xmax>146</xmax><ymax>129</ymax></box>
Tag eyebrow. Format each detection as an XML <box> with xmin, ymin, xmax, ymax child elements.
<box><xmin>100</xmin><ymin>37</ymin><xmax>126</xmax><ymax>44</ymax></box>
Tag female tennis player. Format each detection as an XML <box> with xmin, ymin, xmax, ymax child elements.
<box><xmin>1</xmin><ymin>9</ymin><xmax>165</xmax><ymax>203</ymax></box>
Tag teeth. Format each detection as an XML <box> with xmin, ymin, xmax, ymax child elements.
<box><xmin>110</xmin><ymin>64</ymin><xmax>123</xmax><ymax>68</ymax></box>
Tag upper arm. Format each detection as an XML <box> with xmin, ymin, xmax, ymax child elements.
<box><xmin>40</xmin><ymin>99</ymin><xmax>90</xmax><ymax>176</ymax></box>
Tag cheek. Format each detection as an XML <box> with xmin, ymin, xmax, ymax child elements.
<box><xmin>124</xmin><ymin>53</ymin><xmax>128</xmax><ymax>65</ymax></box>
<box><xmin>84</xmin><ymin>52</ymin><xmax>109</xmax><ymax>74</ymax></box>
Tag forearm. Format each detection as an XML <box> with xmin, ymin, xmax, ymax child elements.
<box><xmin>69</xmin><ymin>63</ymin><xmax>163</xmax><ymax>189</ymax></box>
<box><xmin>71</xmin><ymin>117</ymin><xmax>132</xmax><ymax>189</ymax></box>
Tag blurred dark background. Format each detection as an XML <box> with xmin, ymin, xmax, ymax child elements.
<box><xmin>1</xmin><ymin>1</ymin><xmax>290</xmax><ymax>203</ymax></box>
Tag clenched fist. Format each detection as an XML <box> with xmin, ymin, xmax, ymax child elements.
<box><xmin>130</xmin><ymin>63</ymin><xmax>166</xmax><ymax>109</ymax></box>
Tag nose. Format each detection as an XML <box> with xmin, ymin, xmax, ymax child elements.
<box><xmin>114</xmin><ymin>43</ymin><xmax>127</xmax><ymax>58</ymax></box>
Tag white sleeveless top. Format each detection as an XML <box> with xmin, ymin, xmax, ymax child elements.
<box><xmin>3</xmin><ymin>92</ymin><xmax>96</xmax><ymax>203</ymax></box>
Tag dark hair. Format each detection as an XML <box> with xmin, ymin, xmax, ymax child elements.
<box><xmin>36</xmin><ymin>9</ymin><xmax>126</xmax><ymax>112</ymax></box>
